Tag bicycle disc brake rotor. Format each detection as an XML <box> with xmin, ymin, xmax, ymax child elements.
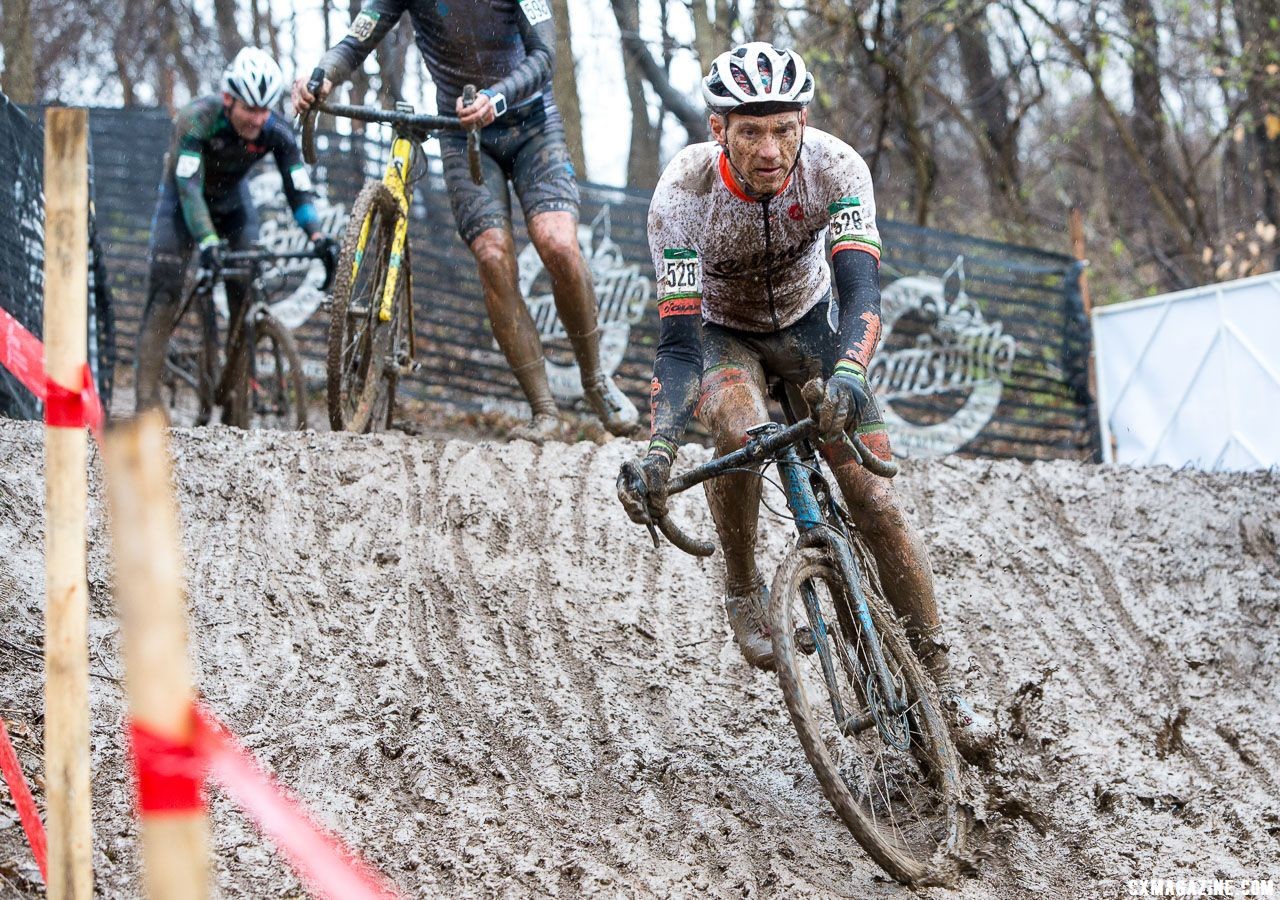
<box><xmin>863</xmin><ymin>670</ymin><xmax>911</xmax><ymax>751</ymax></box>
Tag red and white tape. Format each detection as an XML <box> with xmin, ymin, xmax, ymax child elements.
<box><xmin>0</xmin><ymin>305</ymin><xmax>104</xmax><ymax>440</ymax></box>
<box><xmin>0</xmin><ymin>718</ymin><xmax>48</xmax><ymax>883</ymax></box>
<box><xmin>130</xmin><ymin>705</ymin><xmax>401</xmax><ymax>900</ymax></box>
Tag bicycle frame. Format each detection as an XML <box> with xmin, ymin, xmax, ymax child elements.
<box><xmin>350</xmin><ymin>121</ymin><xmax>415</xmax><ymax>325</ymax></box>
<box><xmin>200</xmin><ymin>249</ymin><xmax>321</xmax><ymax>403</ymax></box>
<box><xmin>648</xmin><ymin>398</ymin><xmax>908</xmax><ymax>745</ymax></box>
<box><xmin>756</xmin><ymin>422</ymin><xmax>909</xmax><ymax>744</ymax></box>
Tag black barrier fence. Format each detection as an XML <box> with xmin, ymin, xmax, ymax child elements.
<box><xmin>52</xmin><ymin>105</ymin><xmax>1099</xmax><ymax>461</ymax></box>
<box><xmin>0</xmin><ymin>95</ymin><xmax>47</xmax><ymax>420</ymax></box>
<box><xmin>0</xmin><ymin>97</ymin><xmax>116</xmax><ymax>419</ymax></box>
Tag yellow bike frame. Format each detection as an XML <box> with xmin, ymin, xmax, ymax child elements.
<box><xmin>351</xmin><ymin>133</ymin><xmax>415</xmax><ymax>324</ymax></box>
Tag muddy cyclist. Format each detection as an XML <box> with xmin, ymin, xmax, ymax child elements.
<box><xmin>136</xmin><ymin>47</ymin><xmax>338</xmax><ymax>415</ymax></box>
<box><xmin>617</xmin><ymin>42</ymin><xmax>994</xmax><ymax>752</ymax></box>
<box><xmin>293</xmin><ymin>0</ymin><xmax>639</xmax><ymax>441</ymax></box>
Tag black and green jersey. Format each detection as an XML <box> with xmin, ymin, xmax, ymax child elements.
<box><xmin>163</xmin><ymin>95</ymin><xmax>319</xmax><ymax>245</ymax></box>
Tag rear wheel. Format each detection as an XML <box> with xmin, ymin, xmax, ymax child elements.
<box><xmin>327</xmin><ymin>180</ymin><xmax>405</xmax><ymax>432</ymax></box>
<box><xmin>770</xmin><ymin>543</ymin><xmax>968</xmax><ymax>885</ymax></box>
<box><xmin>245</xmin><ymin>312</ymin><xmax>307</xmax><ymax>430</ymax></box>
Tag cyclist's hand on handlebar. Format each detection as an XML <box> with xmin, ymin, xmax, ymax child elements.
<box><xmin>456</xmin><ymin>92</ymin><xmax>496</xmax><ymax>128</ymax></box>
<box><xmin>198</xmin><ymin>240</ymin><xmax>224</xmax><ymax>277</ymax></box>
<box><xmin>291</xmin><ymin>75</ymin><xmax>332</xmax><ymax>114</ymax></box>
<box><xmin>617</xmin><ymin>454</ymin><xmax>672</xmax><ymax>525</ymax></box>
<box><xmin>816</xmin><ymin>362</ymin><xmax>874</xmax><ymax>440</ymax></box>
<box><xmin>311</xmin><ymin>234</ymin><xmax>340</xmax><ymax>290</ymax></box>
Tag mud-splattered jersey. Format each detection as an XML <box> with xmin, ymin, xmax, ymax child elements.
<box><xmin>163</xmin><ymin>95</ymin><xmax>319</xmax><ymax>245</ymax></box>
<box><xmin>319</xmin><ymin>0</ymin><xmax>556</xmax><ymax>115</ymax></box>
<box><xmin>643</xmin><ymin>127</ymin><xmax>884</xmax><ymax>458</ymax></box>
<box><xmin>647</xmin><ymin>127</ymin><xmax>881</xmax><ymax>334</ymax></box>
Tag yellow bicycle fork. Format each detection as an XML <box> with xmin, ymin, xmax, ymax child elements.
<box><xmin>350</xmin><ymin>134</ymin><xmax>415</xmax><ymax>324</ymax></box>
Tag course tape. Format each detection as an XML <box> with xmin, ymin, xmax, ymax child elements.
<box><xmin>0</xmin><ymin>718</ymin><xmax>49</xmax><ymax>883</ymax></box>
<box><xmin>0</xmin><ymin>305</ymin><xmax>105</xmax><ymax>440</ymax></box>
<box><xmin>129</xmin><ymin>706</ymin><xmax>400</xmax><ymax>900</ymax></box>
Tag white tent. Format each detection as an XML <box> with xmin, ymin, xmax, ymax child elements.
<box><xmin>1092</xmin><ymin>272</ymin><xmax>1280</xmax><ymax>470</ymax></box>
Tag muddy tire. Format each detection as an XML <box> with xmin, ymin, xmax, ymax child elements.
<box><xmin>244</xmin><ymin>312</ymin><xmax>307</xmax><ymax>430</ymax></box>
<box><xmin>327</xmin><ymin>179</ymin><xmax>403</xmax><ymax>433</ymax></box>
<box><xmin>160</xmin><ymin>284</ymin><xmax>218</xmax><ymax>427</ymax></box>
<box><xmin>770</xmin><ymin>544</ymin><xmax>968</xmax><ymax>885</ymax></box>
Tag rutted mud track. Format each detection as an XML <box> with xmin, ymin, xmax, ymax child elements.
<box><xmin>1</xmin><ymin>420</ymin><xmax>1277</xmax><ymax>897</ymax></box>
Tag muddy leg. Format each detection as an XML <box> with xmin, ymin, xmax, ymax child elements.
<box><xmin>698</xmin><ymin>370</ymin><xmax>770</xmax><ymax>594</ymax></box>
<box><xmin>528</xmin><ymin>211</ymin><xmax>638</xmax><ymax>435</ymax></box>
<box><xmin>469</xmin><ymin>226</ymin><xmax>559</xmax><ymax>424</ymax></box>
<box><xmin>820</xmin><ymin>437</ymin><xmax>952</xmax><ymax>678</ymax></box>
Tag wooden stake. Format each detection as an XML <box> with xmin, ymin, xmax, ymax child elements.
<box><xmin>1069</xmin><ymin>206</ymin><xmax>1092</xmax><ymax>316</ymax></box>
<box><xmin>103</xmin><ymin>411</ymin><xmax>208</xmax><ymax>900</ymax></box>
<box><xmin>42</xmin><ymin>106</ymin><xmax>92</xmax><ymax>900</ymax></box>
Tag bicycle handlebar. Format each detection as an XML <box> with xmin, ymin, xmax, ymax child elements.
<box><xmin>299</xmin><ymin>67</ymin><xmax>482</xmax><ymax>185</ymax></box>
<box><xmin>221</xmin><ymin>248</ymin><xmax>324</xmax><ymax>264</ymax></box>
<box><xmin>639</xmin><ymin>416</ymin><xmax>899</xmax><ymax>559</ymax></box>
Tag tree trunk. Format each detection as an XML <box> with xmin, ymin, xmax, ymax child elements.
<box><xmin>954</xmin><ymin>10</ymin><xmax>1025</xmax><ymax>222</ymax></box>
<box><xmin>609</xmin><ymin>0</ymin><xmax>704</xmax><ymax>138</ymax></box>
<box><xmin>753</xmin><ymin>0</ymin><xmax>776</xmax><ymax>42</ymax></box>
<box><xmin>1234</xmin><ymin>0</ymin><xmax>1280</xmax><ymax>268</ymax></box>
<box><xmin>691</xmin><ymin>0</ymin><xmax>715</xmax><ymax>76</ymax></box>
<box><xmin>212</xmin><ymin>0</ymin><xmax>243</xmax><ymax>59</ymax></box>
<box><xmin>1</xmin><ymin>0</ymin><xmax>37</xmax><ymax>103</ymax></box>
<box><xmin>550</xmin><ymin>0</ymin><xmax>587</xmax><ymax>176</ymax></box>
<box><xmin>1122</xmin><ymin>0</ymin><xmax>1207</xmax><ymax>285</ymax></box>
<box><xmin>618</xmin><ymin>0</ymin><xmax>659</xmax><ymax>187</ymax></box>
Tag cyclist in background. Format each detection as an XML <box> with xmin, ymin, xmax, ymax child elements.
<box><xmin>136</xmin><ymin>47</ymin><xmax>337</xmax><ymax>413</ymax></box>
<box><xmin>617</xmin><ymin>43</ymin><xmax>992</xmax><ymax>752</ymax></box>
<box><xmin>292</xmin><ymin>0</ymin><xmax>639</xmax><ymax>441</ymax></box>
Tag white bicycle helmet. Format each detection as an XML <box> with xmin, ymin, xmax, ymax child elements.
<box><xmin>701</xmin><ymin>42</ymin><xmax>815</xmax><ymax>114</ymax></box>
<box><xmin>222</xmin><ymin>47</ymin><xmax>285</xmax><ymax>109</ymax></box>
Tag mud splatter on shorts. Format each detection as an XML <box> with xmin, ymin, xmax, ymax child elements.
<box><xmin>697</xmin><ymin>298</ymin><xmax>891</xmax><ymax>457</ymax></box>
<box><xmin>439</xmin><ymin>97</ymin><xmax>580</xmax><ymax>245</ymax></box>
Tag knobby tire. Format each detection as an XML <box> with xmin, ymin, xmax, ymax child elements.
<box><xmin>770</xmin><ymin>544</ymin><xmax>968</xmax><ymax>885</ymax></box>
<box><xmin>327</xmin><ymin>180</ymin><xmax>404</xmax><ymax>432</ymax></box>
<box><xmin>246</xmin><ymin>312</ymin><xmax>307</xmax><ymax>430</ymax></box>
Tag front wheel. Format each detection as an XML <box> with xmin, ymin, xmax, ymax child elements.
<box><xmin>245</xmin><ymin>312</ymin><xmax>307</xmax><ymax>430</ymax></box>
<box><xmin>770</xmin><ymin>544</ymin><xmax>968</xmax><ymax>885</ymax></box>
<box><xmin>160</xmin><ymin>285</ymin><xmax>218</xmax><ymax>426</ymax></box>
<box><xmin>327</xmin><ymin>179</ymin><xmax>406</xmax><ymax>432</ymax></box>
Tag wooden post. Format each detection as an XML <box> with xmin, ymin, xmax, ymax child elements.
<box><xmin>103</xmin><ymin>411</ymin><xmax>208</xmax><ymax>900</ymax></box>
<box><xmin>1070</xmin><ymin>206</ymin><xmax>1092</xmax><ymax>315</ymax></box>
<box><xmin>42</xmin><ymin>107</ymin><xmax>93</xmax><ymax>900</ymax></box>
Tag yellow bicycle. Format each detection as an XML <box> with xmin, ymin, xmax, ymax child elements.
<box><xmin>302</xmin><ymin>72</ymin><xmax>480</xmax><ymax>432</ymax></box>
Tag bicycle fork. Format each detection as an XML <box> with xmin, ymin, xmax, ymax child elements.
<box><xmin>773</xmin><ymin>440</ymin><xmax>907</xmax><ymax>735</ymax></box>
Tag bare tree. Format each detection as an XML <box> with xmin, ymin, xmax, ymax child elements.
<box><xmin>212</xmin><ymin>0</ymin><xmax>243</xmax><ymax>60</ymax></box>
<box><xmin>551</xmin><ymin>0</ymin><xmax>587</xmax><ymax>176</ymax></box>
<box><xmin>1</xmin><ymin>0</ymin><xmax>36</xmax><ymax>103</ymax></box>
<box><xmin>1234</xmin><ymin>0</ymin><xmax>1280</xmax><ymax>266</ymax></box>
<box><xmin>952</xmin><ymin>3</ymin><xmax>1027</xmax><ymax>223</ymax></box>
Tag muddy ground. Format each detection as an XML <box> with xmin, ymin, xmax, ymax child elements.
<box><xmin>0</xmin><ymin>419</ymin><xmax>1277</xmax><ymax>898</ymax></box>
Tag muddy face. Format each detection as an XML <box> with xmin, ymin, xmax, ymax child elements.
<box><xmin>712</xmin><ymin>109</ymin><xmax>806</xmax><ymax>197</ymax></box>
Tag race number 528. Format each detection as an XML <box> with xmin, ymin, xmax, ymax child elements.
<box><xmin>829</xmin><ymin>197</ymin><xmax>868</xmax><ymax>239</ymax></box>
<box><xmin>662</xmin><ymin>248</ymin><xmax>701</xmax><ymax>298</ymax></box>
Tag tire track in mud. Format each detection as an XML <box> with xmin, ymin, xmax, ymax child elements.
<box><xmin>1022</xmin><ymin>468</ymin><xmax>1280</xmax><ymax>805</ymax></box>
<box><xmin>981</xmin><ymin>471</ymin><xmax>1276</xmax><ymax>865</ymax></box>
<box><xmin>3</xmin><ymin>420</ymin><xmax>1278</xmax><ymax>897</ymax></box>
